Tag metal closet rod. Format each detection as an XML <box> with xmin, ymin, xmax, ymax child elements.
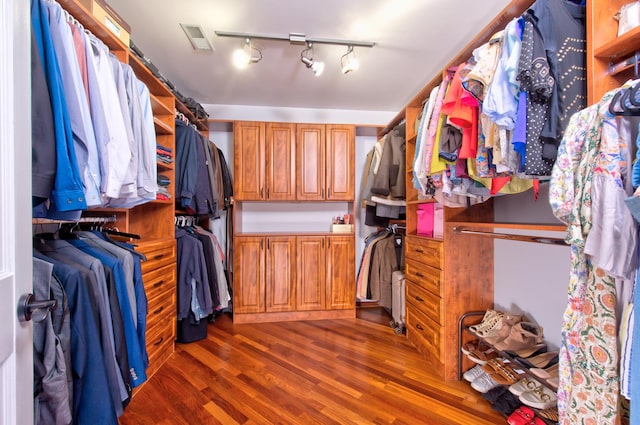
<box><xmin>452</xmin><ymin>226</ymin><xmax>567</xmax><ymax>246</ymax></box>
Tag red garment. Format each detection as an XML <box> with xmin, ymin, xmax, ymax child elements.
<box><xmin>440</xmin><ymin>63</ymin><xmax>479</xmax><ymax>160</ymax></box>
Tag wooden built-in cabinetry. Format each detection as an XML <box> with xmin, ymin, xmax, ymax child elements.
<box><xmin>233</xmin><ymin>234</ymin><xmax>355</xmax><ymax>323</ymax></box>
<box><xmin>56</xmin><ymin>0</ymin><xmax>180</xmax><ymax>382</ymax></box>
<box><xmin>234</xmin><ymin>121</ymin><xmax>354</xmax><ymax>202</ymax></box>
<box><xmin>587</xmin><ymin>0</ymin><xmax>640</xmax><ymax>103</ymax></box>
<box><xmin>233</xmin><ymin>120</ymin><xmax>356</xmax><ymax>324</ymax></box>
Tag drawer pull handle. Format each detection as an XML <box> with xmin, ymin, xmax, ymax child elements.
<box><xmin>415</xmin><ymin>323</ymin><xmax>424</xmax><ymax>331</ymax></box>
<box><xmin>153</xmin><ymin>280</ymin><xmax>164</xmax><ymax>288</ymax></box>
<box><xmin>153</xmin><ymin>306</ymin><xmax>164</xmax><ymax>315</ymax></box>
<box><xmin>415</xmin><ymin>248</ymin><xmax>425</xmax><ymax>253</ymax></box>
<box><xmin>416</xmin><ymin>272</ymin><xmax>425</xmax><ymax>278</ymax></box>
<box><xmin>153</xmin><ymin>337</ymin><xmax>164</xmax><ymax>346</ymax></box>
<box><xmin>415</xmin><ymin>296</ymin><xmax>424</xmax><ymax>302</ymax></box>
<box><xmin>153</xmin><ymin>254</ymin><xmax>164</xmax><ymax>260</ymax></box>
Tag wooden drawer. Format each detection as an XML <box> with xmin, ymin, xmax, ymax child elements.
<box><xmin>137</xmin><ymin>239</ymin><xmax>176</xmax><ymax>275</ymax></box>
<box><xmin>407</xmin><ymin>280</ymin><xmax>442</xmax><ymax>325</ymax></box>
<box><xmin>143</xmin><ymin>263</ymin><xmax>176</xmax><ymax>301</ymax></box>
<box><xmin>145</xmin><ymin>314</ymin><xmax>175</xmax><ymax>377</ymax></box>
<box><xmin>406</xmin><ymin>303</ymin><xmax>443</xmax><ymax>361</ymax></box>
<box><xmin>405</xmin><ymin>258</ymin><xmax>443</xmax><ymax>297</ymax></box>
<box><xmin>405</xmin><ymin>236</ymin><xmax>443</xmax><ymax>269</ymax></box>
<box><xmin>146</xmin><ymin>287</ymin><xmax>175</xmax><ymax>331</ymax></box>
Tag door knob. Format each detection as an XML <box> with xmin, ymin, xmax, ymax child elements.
<box><xmin>17</xmin><ymin>293</ymin><xmax>57</xmax><ymax>322</ymax></box>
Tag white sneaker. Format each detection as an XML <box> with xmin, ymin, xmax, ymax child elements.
<box><xmin>463</xmin><ymin>365</ymin><xmax>485</xmax><ymax>382</ymax></box>
<box><xmin>470</xmin><ymin>373</ymin><xmax>500</xmax><ymax>393</ymax></box>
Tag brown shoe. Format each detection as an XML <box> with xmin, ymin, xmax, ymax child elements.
<box><xmin>493</xmin><ymin>322</ymin><xmax>544</xmax><ymax>352</ymax></box>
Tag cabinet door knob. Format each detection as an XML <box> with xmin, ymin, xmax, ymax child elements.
<box><xmin>416</xmin><ymin>272</ymin><xmax>425</xmax><ymax>278</ymax></box>
<box><xmin>415</xmin><ymin>296</ymin><xmax>424</xmax><ymax>302</ymax></box>
<box><xmin>415</xmin><ymin>323</ymin><xmax>424</xmax><ymax>331</ymax></box>
<box><xmin>415</xmin><ymin>248</ymin><xmax>425</xmax><ymax>253</ymax></box>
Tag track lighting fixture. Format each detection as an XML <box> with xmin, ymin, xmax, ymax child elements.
<box><xmin>300</xmin><ymin>43</ymin><xmax>325</xmax><ymax>77</ymax></box>
<box><xmin>340</xmin><ymin>45</ymin><xmax>359</xmax><ymax>74</ymax></box>
<box><xmin>232</xmin><ymin>38</ymin><xmax>262</xmax><ymax>69</ymax></box>
<box><xmin>215</xmin><ymin>30</ymin><xmax>375</xmax><ymax>75</ymax></box>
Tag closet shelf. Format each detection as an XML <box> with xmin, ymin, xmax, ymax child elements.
<box><xmin>150</xmin><ymin>93</ymin><xmax>174</xmax><ymax>116</ymax></box>
<box><xmin>175</xmin><ymin>99</ymin><xmax>208</xmax><ymax>131</ymax></box>
<box><xmin>57</xmin><ymin>0</ymin><xmax>127</xmax><ymax>53</ymax></box>
<box><xmin>128</xmin><ymin>54</ymin><xmax>174</xmax><ymax>99</ymax></box>
<box><xmin>157</xmin><ymin>162</ymin><xmax>174</xmax><ymax>171</ymax></box>
<box><xmin>594</xmin><ymin>25</ymin><xmax>640</xmax><ymax>60</ymax></box>
<box><xmin>154</xmin><ymin>117</ymin><xmax>174</xmax><ymax>135</ymax></box>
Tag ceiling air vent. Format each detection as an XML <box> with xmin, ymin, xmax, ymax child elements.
<box><xmin>180</xmin><ymin>24</ymin><xmax>214</xmax><ymax>51</ymax></box>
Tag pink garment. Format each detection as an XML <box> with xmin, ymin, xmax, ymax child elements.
<box><xmin>69</xmin><ymin>22</ymin><xmax>89</xmax><ymax>103</ymax></box>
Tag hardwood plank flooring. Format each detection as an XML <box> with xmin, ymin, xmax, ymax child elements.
<box><xmin>119</xmin><ymin>314</ymin><xmax>504</xmax><ymax>425</ymax></box>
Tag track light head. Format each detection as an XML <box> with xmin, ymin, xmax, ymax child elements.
<box><xmin>232</xmin><ymin>38</ymin><xmax>261</xmax><ymax>69</ymax></box>
<box><xmin>300</xmin><ymin>43</ymin><xmax>325</xmax><ymax>77</ymax></box>
<box><xmin>341</xmin><ymin>45</ymin><xmax>359</xmax><ymax>74</ymax></box>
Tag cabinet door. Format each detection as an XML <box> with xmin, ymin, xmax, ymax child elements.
<box><xmin>233</xmin><ymin>236</ymin><xmax>266</xmax><ymax>314</ymax></box>
<box><xmin>266</xmin><ymin>122</ymin><xmax>296</xmax><ymax>200</ymax></box>
<box><xmin>296</xmin><ymin>236</ymin><xmax>326</xmax><ymax>311</ymax></box>
<box><xmin>326</xmin><ymin>235</ymin><xmax>355</xmax><ymax>310</ymax></box>
<box><xmin>265</xmin><ymin>236</ymin><xmax>296</xmax><ymax>312</ymax></box>
<box><xmin>296</xmin><ymin>124</ymin><xmax>325</xmax><ymax>200</ymax></box>
<box><xmin>234</xmin><ymin>121</ymin><xmax>265</xmax><ymax>200</ymax></box>
<box><xmin>325</xmin><ymin>124</ymin><xmax>355</xmax><ymax>201</ymax></box>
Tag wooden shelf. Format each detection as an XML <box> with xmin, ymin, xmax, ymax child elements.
<box><xmin>154</xmin><ymin>117</ymin><xmax>173</xmax><ymax>135</ymax></box>
<box><xmin>128</xmin><ymin>54</ymin><xmax>174</xmax><ymax>98</ymax></box>
<box><xmin>157</xmin><ymin>162</ymin><xmax>174</xmax><ymax>171</ymax></box>
<box><xmin>150</xmin><ymin>93</ymin><xmax>173</xmax><ymax>116</ymax></box>
<box><xmin>57</xmin><ymin>0</ymin><xmax>128</xmax><ymax>53</ymax></box>
<box><xmin>175</xmin><ymin>99</ymin><xmax>208</xmax><ymax>131</ymax></box>
<box><xmin>594</xmin><ymin>25</ymin><xmax>640</xmax><ymax>60</ymax></box>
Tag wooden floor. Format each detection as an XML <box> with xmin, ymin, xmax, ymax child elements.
<box><xmin>119</xmin><ymin>312</ymin><xmax>504</xmax><ymax>425</ymax></box>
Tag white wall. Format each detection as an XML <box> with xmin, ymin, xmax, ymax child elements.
<box><xmin>492</xmin><ymin>184</ymin><xmax>569</xmax><ymax>349</ymax></box>
<box><xmin>205</xmin><ymin>104</ymin><xmax>395</xmax><ymax>126</ymax></box>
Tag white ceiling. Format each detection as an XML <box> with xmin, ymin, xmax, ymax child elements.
<box><xmin>107</xmin><ymin>0</ymin><xmax>514</xmax><ymax>114</ymax></box>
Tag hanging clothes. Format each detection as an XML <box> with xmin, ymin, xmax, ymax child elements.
<box><xmin>550</xmin><ymin>87</ymin><xmax>637</xmax><ymax>425</ymax></box>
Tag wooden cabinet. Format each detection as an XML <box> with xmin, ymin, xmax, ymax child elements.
<box><xmin>325</xmin><ymin>235</ymin><xmax>356</xmax><ymax>309</ymax></box>
<box><xmin>325</xmin><ymin>125</ymin><xmax>355</xmax><ymax>201</ymax></box>
<box><xmin>266</xmin><ymin>123</ymin><xmax>296</xmax><ymax>200</ymax></box>
<box><xmin>234</xmin><ymin>234</ymin><xmax>355</xmax><ymax>323</ymax></box>
<box><xmin>234</xmin><ymin>121</ymin><xmax>266</xmax><ymax>200</ymax></box>
<box><xmin>265</xmin><ymin>236</ymin><xmax>296</xmax><ymax>312</ymax></box>
<box><xmin>233</xmin><ymin>236</ymin><xmax>266</xmax><ymax>314</ymax></box>
<box><xmin>234</xmin><ymin>121</ymin><xmax>296</xmax><ymax>201</ymax></box>
<box><xmin>234</xmin><ymin>235</ymin><xmax>296</xmax><ymax>316</ymax></box>
<box><xmin>296</xmin><ymin>124</ymin><xmax>355</xmax><ymax>201</ymax></box>
<box><xmin>234</xmin><ymin>121</ymin><xmax>354</xmax><ymax>201</ymax></box>
<box><xmin>297</xmin><ymin>236</ymin><xmax>326</xmax><ymax>311</ymax></box>
<box><xmin>296</xmin><ymin>124</ymin><xmax>325</xmax><ymax>200</ymax></box>
<box><xmin>297</xmin><ymin>235</ymin><xmax>355</xmax><ymax>312</ymax></box>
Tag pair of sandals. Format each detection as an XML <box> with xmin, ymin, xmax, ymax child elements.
<box><xmin>462</xmin><ymin>339</ymin><xmax>500</xmax><ymax>365</ymax></box>
<box><xmin>482</xmin><ymin>358</ymin><xmax>523</xmax><ymax>386</ymax></box>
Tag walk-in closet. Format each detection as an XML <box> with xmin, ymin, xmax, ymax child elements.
<box><xmin>2</xmin><ymin>0</ymin><xmax>638</xmax><ymax>423</ymax></box>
